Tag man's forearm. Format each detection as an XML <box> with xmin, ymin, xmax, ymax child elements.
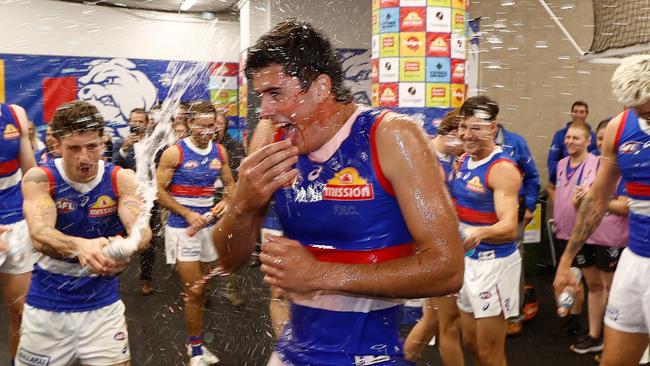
<box><xmin>156</xmin><ymin>190</ymin><xmax>191</xmax><ymax>217</ymax></box>
<box><xmin>31</xmin><ymin>225</ymin><xmax>82</xmax><ymax>258</ymax></box>
<box><xmin>563</xmin><ymin>196</ymin><xmax>607</xmax><ymax>261</ymax></box>
<box><xmin>318</xmin><ymin>250</ymin><xmax>463</xmax><ymax>299</ymax></box>
<box><xmin>478</xmin><ymin>221</ymin><xmax>518</xmax><ymax>244</ymax></box>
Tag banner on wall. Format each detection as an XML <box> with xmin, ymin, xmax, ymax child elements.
<box><xmin>0</xmin><ymin>53</ymin><xmax>239</xmax><ymax>141</ymax></box>
<box><xmin>0</xmin><ymin>48</ymin><xmax>371</xmax><ymax>143</ymax></box>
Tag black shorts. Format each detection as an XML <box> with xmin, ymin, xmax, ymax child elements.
<box><xmin>555</xmin><ymin>238</ymin><xmax>623</xmax><ymax>272</ymax></box>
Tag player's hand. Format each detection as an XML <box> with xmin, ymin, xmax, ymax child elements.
<box><xmin>524</xmin><ymin>208</ymin><xmax>535</xmax><ymax>226</ymax></box>
<box><xmin>104</xmin><ymin>258</ymin><xmax>131</xmax><ymax>275</ymax></box>
<box><xmin>211</xmin><ymin>201</ymin><xmax>228</xmax><ymax>218</ymax></box>
<box><xmin>77</xmin><ymin>237</ymin><xmax>115</xmax><ymax>275</ymax></box>
<box><xmin>259</xmin><ymin>235</ymin><xmax>322</xmax><ymax>294</ymax></box>
<box><xmin>461</xmin><ymin>226</ymin><xmax>482</xmax><ymax>251</ymax></box>
<box><xmin>572</xmin><ymin>186</ymin><xmax>588</xmax><ymax>208</ymax></box>
<box><xmin>185</xmin><ymin>211</ymin><xmax>210</xmax><ymax>233</ymax></box>
<box><xmin>231</xmin><ymin>140</ymin><xmax>298</xmax><ymax>212</ymax></box>
<box><xmin>553</xmin><ymin>260</ymin><xmax>579</xmax><ymax>299</ymax></box>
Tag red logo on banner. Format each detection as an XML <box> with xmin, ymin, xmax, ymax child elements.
<box><xmin>379</xmin><ymin>83</ymin><xmax>398</xmax><ymax>106</ymax></box>
<box><xmin>426</xmin><ymin>33</ymin><xmax>451</xmax><ymax>57</ymax></box>
<box><xmin>382</xmin><ymin>37</ymin><xmax>395</xmax><ymax>48</ymax></box>
<box><xmin>380</xmin><ymin>0</ymin><xmax>399</xmax><ymax>7</ymax></box>
<box><xmin>400</xmin><ymin>8</ymin><xmax>426</xmax><ymax>31</ymax></box>
<box><xmin>43</xmin><ymin>77</ymin><xmax>78</xmax><ymax>124</ymax></box>
<box><xmin>431</xmin><ymin>87</ymin><xmax>447</xmax><ymax>98</ymax></box>
<box><xmin>210</xmin><ymin>62</ymin><xmax>238</xmax><ymax>76</ymax></box>
<box><xmin>405</xmin><ymin>36</ymin><xmax>421</xmax><ymax>51</ymax></box>
<box><xmin>371</xmin><ymin>59</ymin><xmax>379</xmax><ymax>83</ymax></box>
<box><xmin>451</xmin><ymin>60</ymin><xmax>465</xmax><ymax>83</ymax></box>
<box><xmin>405</xmin><ymin>61</ymin><xmax>421</xmax><ymax>72</ymax></box>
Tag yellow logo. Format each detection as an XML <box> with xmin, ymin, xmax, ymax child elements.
<box><xmin>4</xmin><ymin>124</ymin><xmax>19</xmax><ymax>140</ymax></box>
<box><xmin>89</xmin><ymin>195</ymin><xmax>118</xmax><ymax>217</ymax></box>
<box><xmin>466</xmin><ymin>176</ymin><xmax>485</xmax><ymax>193</ymax></box>
<box><xmin>323</xmin><ymin>167</ymin><xmax>374</xmax><ymax>201</ymax></box>
<box><xmin>209</xmin><ymin>158</ymin><xmax>222</xmax><ymax>170</ymax></box>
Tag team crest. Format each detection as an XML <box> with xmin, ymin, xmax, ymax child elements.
<box><xmin>323</xmin><ymin>167</ymin><xmax>374</xmax><ymax>201</ymax></box>
<box><xmin>3</xmin><ymin>124</ymin><xmax>19</xmax><ymax>140</ymax></box>
<box><xmin>209</xmin><ymin>158</ymin><xmax>222</xmax><ymax>170</ymax></box>
<box><xmin>466</xmin><ymin>176</ymin><xmax>485</xmax><ymax>193</ymax></box>
<box><xmin>55</xmin><ymin>198</ymin><xmax>77</xmax><ymax>213</ymax></box>
<box><xmin>88</xmin><ymin>195</ymin><xmax>118</xmax><ymax>217</ymax></box>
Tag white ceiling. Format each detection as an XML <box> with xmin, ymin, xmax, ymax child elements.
<box><xmin>57</xmin><ymin>0</ymin><xmax>239</xmax><ymax>14</ymax></box>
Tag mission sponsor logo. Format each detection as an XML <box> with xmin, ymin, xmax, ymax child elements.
<box><xmin>466</xmin><ymin>176</ymin><xmax>485</xmax><ymax>193</ymax></box>
<box><xmin>89</xmin><ymin>195</ymin><xmax>118</xmax><ymax>217</ymax></box>
<box><xmin>323</xmin><ymin>167</ymin><xmax>374</xmax><ymax>201</ymax></box>
<box><xmin>4</xmin><ymin>124</ymin><xmax>19</xmax><ymax>140</ymax></box>
<box><xmin>209</xmin><ymin>158</ymin><xmax>222</xmax><ymax>170</ymax></box>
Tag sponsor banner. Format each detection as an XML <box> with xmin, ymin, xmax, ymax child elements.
<box><xmin>398</xmin><ymin>82</ymin><xmax>425</xmax><ymax>107</ymax></box>
<box><xmin>371</xmin><ymin>59</ymin><xmax>380</xmax><ymax>83</ymax></box>
<box><xmin>426</xmin><ymin>33</ymin><xmax>451</xmax><ymax>57</ymax></box>
<box><xmin>373</xmin><ymin>0</ymin><xmax>381</xmax><ymax>10</ymax></box>
<box><xmin>400</xmin><ymin>58</ymin><xmax>426</xmax><ymax>82</ymax></box>
<box><xmin>426</xmin><ymin>83</ymin><xmax>450</xmax><ymax>107</ymax></box>
<box><xmin>452</xmin><ymin>0</ymin><xmax>465</xmax><ymax>9</ymax></box>
<box><xmin>211</xmin><ymin>89</ymin><xmax>238</xmax><ymax>105</ymax></box>
<box><xmin>380</xmin><ymin>7</ymin><xmax>400</xmax><ymax>33</ymax></box>
<box><xmin>523</xmin><ymin>203</ymin><xmax>543</xmax><ymax>244</ymax></box>
<box><xmin>379</xmin><ymin>57</ymin><xmax>399</xmax><ymax>82</ymax></box>
<box><xmin>400</xmin><ymin>0</ymin><xmax>426</xmax><ymax>5</ymax></box>
<box><xmin>452</xmin><ymin>8</ymin><xmax>466</xmax><ymax>33</ymax></box>
<box><xmin>400</xmin><ymin>7</ymin><xmax>426</xmax><ymax>32</ymax></box>
<box><xmin>451</xmin><ymin>59</ymin><xmax>465</xmax><ymax>83</ymax></box>
<box><xmin>381</xmin><ymin>0</ymin><xmax>400</xmax><ymax>6</ymax></box>
<box><xmin>209</xmin><ymin>75</ymin><xmax>237</xmax><ymax>90</ymax></box>
<box><xmin>372</xmin><ymin>10</ymin><xmax>380</xmax><ymax>34</ymax></box>
<box><xmin>426</xmin><ymin>57</ymin><xmax>451</xmax><ymax>83</ymax></box>
<box><xmin>428</xmin><ymin>0</ymin><xmax>451</xmax><ymax>5</ymax></box>
<box><xmin>400</xmin><ymin>32</ymin><xmax>426</xmax><ymax>57</ymax></box>
<box><xmin>426</xmin><ymin>7</ymin><xmax>451</xmax><ymax>33</ymax></box>
<box><xmin>451</xmin><ymin>33</ymin><xmax>466</xmax><ymax>59</ymax></box>
<box><xmin>371</xmin><ymin>83</ymin><xmax>380</xmax><ymax>106</ymax></box>
<box><xmin>372</xmin><ymin>34</ymin><xmax>380</xmax><ymax>58</ymax></box>
<box><xmin>380</xmin><ymin>33</ymin><xmax>399</xmax><ymax>57</ymax></box>
<box><xmin>451</xmin><ymin>83</ymin><xmax>466</xmax><ymax>107</ymax></box>
<box><xmin>379</xmin><ymin>83</ymin><xmax>399</xmax><ymax>107</ymax></box>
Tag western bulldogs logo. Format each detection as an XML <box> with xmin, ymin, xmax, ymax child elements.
<box><xmin>77</xmin><ymin>58</ymin><xmax>157</xmax><ymax>141</ymax></box>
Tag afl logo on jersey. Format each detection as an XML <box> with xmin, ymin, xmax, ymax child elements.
<box><xmin>89</xmin><ymin>195</ymin><xmax>118</xmax><ymax>217</ymax></box>
<box><xmin>3</xmin><ymin>124</ymin><xmax>19</xmax><ymax>140</ymax></box>
<box><xmin>466</xmin><ymin>176</ymin><xmax>485</xmax><ymax>193</ymax></box>
<box><xmin>619</xmin><ymin>141</ymin><xmax>642</xmax><ymax>154</ymax></box>
<box><xmin>323</xmin><ymin>167</ymin><xmax>374</xmax><ymax>201</ymax></box>
<box><xmin>183</xmin><ymin>160</ymin><xmax>199</xmax><ymax>169</ymax></box>
<box><xmin>56</xmin><ymin>198</ymin><xmax>77</xmax><ymax>213</ymax></box>
<box><xmin>209</xmin><ymin>158</ymin><xmax>222</xmax><ymax>170</ymax></box>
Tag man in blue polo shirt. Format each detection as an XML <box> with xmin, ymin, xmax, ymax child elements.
<box><xmin>547</xmin><ymin>101</ymin><xmax>598</xmax><ymax>189</ymax></box>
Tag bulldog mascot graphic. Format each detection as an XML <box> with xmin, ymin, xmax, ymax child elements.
<box><xmin>77</xmin><ymin>58</ymin><xmax>158</xmax><ymax>141</ymax></box>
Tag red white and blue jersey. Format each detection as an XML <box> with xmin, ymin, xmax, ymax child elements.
<box><xmin>0</xmin><ymin>103</ymin><xmax>25</xmax><ymax>225</ymax></box>
<box><xmin>27</xmin><ymin>159</ymin><xmax>125</xmax><ymax>312</ymax></box>
<box><xmin>273</xmin><ymin>109</ymin><xmax>415</xmax><ymax>365</ymax></box>
<box><xmin>451</xmin><ymin>148</ymin><xmax>519</xmax><ymax>259</ymax></box>
<box><xmin>167</xmin><ymin>138</ymin><xmax>224</xmax><ymax>228</ymax></box>
<box><xmin>614</xmin><ymin>109</ymin><xmax>650</xmax><ymax>257</ymax></box>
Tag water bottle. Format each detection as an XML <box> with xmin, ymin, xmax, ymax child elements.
<box><xmin>459</xmin><ymin>226</ymin><xmax>476</xmax><ymax>257</ymax></box>
<box><xmin>556</xmin><ymin>267</ymin><xmax>582</xmax><ymax>317</ymax></box>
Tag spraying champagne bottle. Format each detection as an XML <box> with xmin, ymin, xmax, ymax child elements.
<box><xmin>556</xmin><ymin>267</ymin><xmax>582</xmax><ymax>317</ymax></box>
